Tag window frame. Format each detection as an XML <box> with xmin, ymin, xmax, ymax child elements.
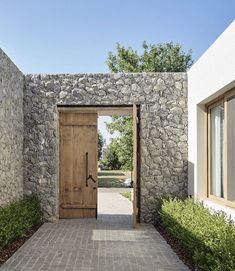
<box><xmin>207</xmin><ymin>88</ymin><xmax>235</xmax><ymax>208</ymax></box>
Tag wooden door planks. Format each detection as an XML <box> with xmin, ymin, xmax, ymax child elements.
<box><xmin>59</xmin><ymin>112</ymin><xmax>98</xmax><ymax>218</ymax></box>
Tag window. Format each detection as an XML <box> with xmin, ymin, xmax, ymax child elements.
<box><xmin>210</xmin><ymin>103</ymin><xmax>224</xmax><ymax>198</ymax></box>
<box><xmin>207</xmin><ymin>89</ymin><xmax>235</xmax><ymax>207</ymax></box>
<box><xmin>227</xmin><ymin>95</ymin><xmax>235</xmax><ymax>201</ymax></box>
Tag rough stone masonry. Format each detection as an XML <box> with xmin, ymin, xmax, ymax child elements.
<box><xmin>0</xmin><ymin>49</ymin><xmax>188</xmax><ymax>222</ymax></box>
<box><xmin>0</xmin><ymin>49</ymin><xmax>24</xmax><ymax>206</ymax></box>
<box><xmin>23</xmin><ymin>73</ymin><xmax>188</xmax><ymax>222</ymax></box>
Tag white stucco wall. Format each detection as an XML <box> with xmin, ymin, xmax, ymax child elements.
<box><xmin>188</xmin><ymin>20</ymin><xmax>235</xmax><ymax>218</ymax></box>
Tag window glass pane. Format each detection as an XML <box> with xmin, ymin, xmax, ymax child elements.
<box><xmin>227</xmin><ymin>96</ymin><xmax>235</xmax><ymax>201</ymax></box>
<box><xmin>210</xmin><ymin>104</ymin><xmax>224</xmax><ymax>198</ymax></box>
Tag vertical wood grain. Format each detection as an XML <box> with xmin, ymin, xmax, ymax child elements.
<box><xmin>59</xmin><ymin>112</ymin><xmax>97</xmax><ymax>218</ymax></box>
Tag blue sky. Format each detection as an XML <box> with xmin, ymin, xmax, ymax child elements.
<box><xmin>0</xmin><ymin>0</ymin><xmax>234</xmax><ymax>143</ymax></box>
<box><xmin>0</xmin><ymin>0</ymin><xmax>234</xmax><ymax>74</ymax></box>
<box><xmin>98</xmin><ymin>116</ymin><xmax>119</xmax><ymax>145</ymax></box>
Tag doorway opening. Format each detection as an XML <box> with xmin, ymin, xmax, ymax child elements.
<box><xmin>98</xmin><ymin>111</ymin><xmax>133</xmax><ymax>226</ymax></box>
<box><xmin>58</xmin><ymin>105</ymin><xmax>140</xmax><ymax>227</ymax></box>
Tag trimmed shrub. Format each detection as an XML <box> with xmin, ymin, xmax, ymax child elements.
<box><xmin>0</xmin><ymin>195</ymin><xmax>43</xmax><ymax>248</ymax></box>
<box><xmin>159</xmin><ymin>198</ymin><xmax>235</xmax><ymax>271</ymax></box>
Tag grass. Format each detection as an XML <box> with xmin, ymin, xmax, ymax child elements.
<box><xmin>98</xmin><ymin>170</ymin><xmax>131</xmax><ymax>188</ymax></box>
<box><xmin>98</xmin><ymin>169</ymin><xmax>131</xmax><ymax>173</ymax></box>
<box><xmin>120</xmin><ymin>191</ymin><xmax>131</xmax><ymax>201</ymax></box>
<box><xmin>98</xmin><ymin>170</ymin><xmax>131</xmax><ymax>178</ymax></box>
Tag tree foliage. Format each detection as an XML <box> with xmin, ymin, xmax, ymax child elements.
<box><xmin>105</xmin><ymin>41</ymin><xmax>193</xmax><ymax>170</ymax></box>
<box><xmin>106</xmin><ymin>41</ymin><xmax>193</xmax><ymax>73</ymax></box>
<box><xmin>103</xmin><ymin>140</ymin><xmax>122</xmax><ymax>170</ymax></box>
<box><xmin>98</xmin><ymin>131</ymin><xmax>105</xmax><ymax>161</ymax></box>
<box><xmin>106</xmin><ymin>116</ymin><xmax>133</xmax><ymax>170</ymax></box>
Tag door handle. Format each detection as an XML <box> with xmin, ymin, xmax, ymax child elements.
<box><xmin>86</xmin><ymin>152</ymin><xmax>96</xmax><ymax>187</ymax></box>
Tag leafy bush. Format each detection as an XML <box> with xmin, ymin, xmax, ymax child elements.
<box><xmin>0</xmin><ymin>195</ymin><xmax>43</xmax><ymax>248</ymax></box>
<box><xmin>159</xmin><ymin>198</ymin><xmax>235</xmax><ymax>271</ymax></box>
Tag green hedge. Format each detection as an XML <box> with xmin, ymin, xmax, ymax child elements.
<box><xmin>0</xmin><ymin>195</ymin><xmax>43</xmax><ymax>248</ymax></box>
<box><xmin>159</xmin><ymin>198</ymin><xmax>235</xmax><ymax>271</ymax></box>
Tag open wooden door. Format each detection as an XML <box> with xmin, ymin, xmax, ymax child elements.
<box><xmin>59</xmin><ymin>112</ymin><xmax>98</xmax><ymax>218</ymax></box>
<box><xmin>132</xmin><ymin>104</ymin><xmax>138</xmax><ymax>227</ymax></box>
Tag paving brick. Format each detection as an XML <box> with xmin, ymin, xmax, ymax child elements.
<box><xmin>0</xmin><ymin>189</ymin><xmax>188</xmax><ymax>271</ymax></box>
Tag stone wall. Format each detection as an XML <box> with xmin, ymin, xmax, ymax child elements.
<box><xmin>24</xmin><ymin>73</ymin><xmax>188</xmax><ymax>222</ymax></box>
<box><xmin>0</xmin><ymin>49</ymin><xmax>24</xmax><ymax>206</ymax></box>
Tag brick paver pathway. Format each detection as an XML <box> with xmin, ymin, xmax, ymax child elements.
<box><xmin>1</xmin><ymin>188</ymin><xmax>188</xmax><ymax>271</ymax></box>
